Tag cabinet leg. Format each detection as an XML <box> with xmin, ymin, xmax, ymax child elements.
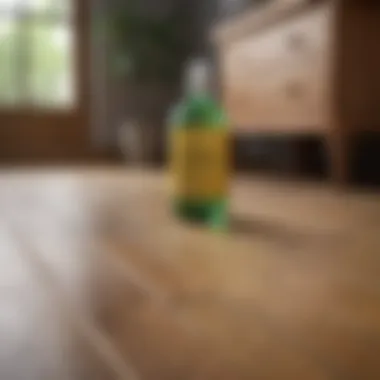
<box><xmin>328</xmin><ymin>132</ymin><xmax>350</xmax><ymax>186</ymax></box>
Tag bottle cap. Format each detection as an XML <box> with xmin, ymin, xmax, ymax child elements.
<box><xmin>185</xmin><ymin>58</ymin><xmax>211</xmax><ymax>94</ymax></box>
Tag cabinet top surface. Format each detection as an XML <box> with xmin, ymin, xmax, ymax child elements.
<box><xmin>212</xmin><ymin>0</ymin><xmax>326</xmax><ymax>47</ymax></box>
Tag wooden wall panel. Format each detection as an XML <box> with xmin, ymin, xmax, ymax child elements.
<box><xmin>340</xmin><ymin>2</ymin><xmax>380</xmax><ymax>131</ymax></box>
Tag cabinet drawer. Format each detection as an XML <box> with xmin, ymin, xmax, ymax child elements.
<box><xmin>222</xmin><ymin>3</ymin><xmax>332</xmax><ymax>133</ymax></box>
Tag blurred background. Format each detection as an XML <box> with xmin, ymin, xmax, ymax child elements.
<box><xmin>0</xmin><ymin>0</ymin><xmax>377</xmax><ymax>186</ymax></box>
<box><xmin>0</xmin><ymin>0</ymin><xmax>213</xmax><ymax>163</ymax></box>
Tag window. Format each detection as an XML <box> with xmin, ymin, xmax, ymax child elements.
<box><xmin>0</xmin><ymin>0</ymin><xmax>75</xmax><ymax>109</ymax></box>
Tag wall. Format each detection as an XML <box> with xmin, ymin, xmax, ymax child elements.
<box><xmin>90</xmin><ymin>0</ymin><xmax>198</xmax><ymax>160</ymax></box>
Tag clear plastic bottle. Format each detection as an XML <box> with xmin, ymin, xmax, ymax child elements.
<box><xmin>168</xmin><ymin>58</ymin><xmax>229</xmax><ymax>230</ymax></box>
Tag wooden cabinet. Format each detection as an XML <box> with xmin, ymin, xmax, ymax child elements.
<box><xmin>213</xmin><ymin>0</ymin><xmax>380</xmax><ymax>184</ymax></box>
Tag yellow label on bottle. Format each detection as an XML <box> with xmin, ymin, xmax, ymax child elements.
<box><xmin>170</xmin><ymin>128</ymin><xmax>229</xmax><ymax>199</ymax></box>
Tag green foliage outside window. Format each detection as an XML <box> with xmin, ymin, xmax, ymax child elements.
<box><xmin>0</xmin><ymin>0</ymin><xmax>72</xmax><ymax>107</ymax></box>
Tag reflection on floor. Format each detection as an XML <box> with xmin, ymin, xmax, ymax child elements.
<box><xmin>0</xmin><ymin>168</ymin><xmax>380</xmax><ymax>379</ymax></box>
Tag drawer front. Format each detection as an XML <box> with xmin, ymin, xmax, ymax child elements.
<box><xmin>222</xmin><ymin>4</ymin><xmax>332</xmax><ymax>133</ymax></box>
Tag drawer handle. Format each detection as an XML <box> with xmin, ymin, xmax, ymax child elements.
<box><xmin>287</xmin><ymin>33</ymin><xmax>307</xmax><ymax>52</ymax></box>
<box><xmin>285</xmin><ymin>82</ymin><xmax>304</xmax><ymax>99</ymax></box>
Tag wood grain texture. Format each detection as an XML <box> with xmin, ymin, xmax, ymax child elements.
<box><xmin>1</xmin><ymin>168</ymin><xmax>380</xmax><ymax>379</ymax></box>
<box><xmin>221</xmin><ymin>2</ymin><xmax>331</xmax><ymax>132</ymax></box>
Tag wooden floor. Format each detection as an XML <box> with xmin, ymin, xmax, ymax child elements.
<box><xmin>1</xmin><ymin>168</ymin><xmax>380</xmax><ymax>380</ymax></box>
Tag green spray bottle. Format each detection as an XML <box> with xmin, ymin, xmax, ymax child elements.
<box><xmin>168</xmin><ymin>59</ymin><xmax>229</xmax><ymax>230</ymax></box>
